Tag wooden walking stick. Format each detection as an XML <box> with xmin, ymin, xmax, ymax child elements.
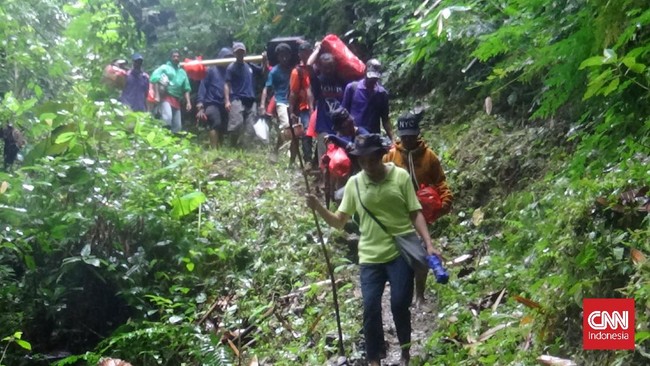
<box><xmin>287</xmin><ymin>115</ymin><xmax>346</xmax><ymax>361</ymax></box>
<box><xmin>323</xmin><ymin>155</ymin><xmax>332</xmax><ymax>209</ymax></box>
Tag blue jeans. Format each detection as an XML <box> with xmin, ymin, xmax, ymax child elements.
<box><xmin>360</xmin><ymin>255</ymin><xmax>414</xmax><ymax>362</ymax></box>
<box><xmin>299</xmin><ymin>110</ymin><xmax>313</xmax><ymax>163</ymax></box>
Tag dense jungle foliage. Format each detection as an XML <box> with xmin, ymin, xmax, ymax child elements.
<box><xmin>1</xmin><ymin>0</ymin><xmax>648</xmax><ymax>365</ymax></box>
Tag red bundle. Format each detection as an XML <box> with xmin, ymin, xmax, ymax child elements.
<box><xmin>147</xmin><ymin>83</ymin><xmax>157</xmax><ymax>103</ymax></box>
<box><xmin>321</xmin><ymin>143</ymin><xmax>351</xmax><ymax>178</ymax></box>
<box><xmin>266</xmin><ymin>96</ymin><xmax>277</xmax><ymax>117</ymax></box>
<box><xmin>183</xmin><ymin>56</ymin><xmax>207</xmax><ymax>80</ymax></box>
<box><xmin>306</xmin><ymin>109</ymin><xmax>317</xmax><ymax>138</ymax></box>
<box><xmin>416</xmin><ymin>185</ymin><xmax>443</xmax><ymax>224</ymax></box>
<box><xmin>320</xmin><ymin>34</ymin><xmax>365</xmax><ymax>81</ymax></box>
<box><xmin>102</xmin><ymin>64</ymin><xmax>127</xmax><ymax>89</ymax></box>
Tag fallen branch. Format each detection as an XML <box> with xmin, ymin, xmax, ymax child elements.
<box><xmin>226</xmin><ymin>338</ymin><xmax>240</xmax><ymax>357</ymax></box>
<box><xmin>275</xmin><ymin>310</ymin><xmax>300</xmax><ymax>339</ymax></box>
<box><xmin>537</xmin><ymin>355</ymin><xmax>577</xmax><ymax>366</ymax></box>
<box><xmin>307</xmin><ymin>311</ymin><xmax>326</xmax><ymax>337</ymax></box>
<box><xmin>223</xmin><ymin>304</ymin><xmax>276</xmax><ymax>347</ymax></box>
<box><xmin>491</xmin><ymin>288</ymin><xmax>507</xmax><ymax>312</ymax></box>
<box><xmin>197</xmin><ymin>295</ymin><xmax>233</xmax><ymax>325</ymax></box>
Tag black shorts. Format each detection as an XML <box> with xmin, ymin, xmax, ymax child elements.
<box><xmin>205</xmin><ymin>104</ymin><xmax>228</xmax><ymax>132</ymax></box>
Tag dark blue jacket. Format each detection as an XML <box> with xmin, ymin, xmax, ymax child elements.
<box><xmin>198</xmin><ymin>67</ymin><xmax>227</xmax><ymax>106</ymax></box>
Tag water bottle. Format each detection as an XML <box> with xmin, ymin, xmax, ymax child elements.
<box><xmin>426</xmin><ymin>255</ymin><xmax>449</xmax><ymax>284</ymax></box>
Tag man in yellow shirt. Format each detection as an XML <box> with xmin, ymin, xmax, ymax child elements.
<box><xmin>307</xmin><ymin>134</ymin><xmax>443</xmax><ymax>366</ymax></box>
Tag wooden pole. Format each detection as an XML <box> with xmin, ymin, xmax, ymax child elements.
<box><xmin>286</xmin><ymin>115</ymin><xmax>346</xmax><ymax>359</ymax></box>
<box><xmin>180</xmin><ymin>55</ymin><xmax>264</xmax><ymax>67</ymax></box>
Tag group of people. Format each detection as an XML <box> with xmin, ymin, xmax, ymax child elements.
<box><xmin>115</xmin><ymin>40</ymin><xmax>394</xmax><ymax>158</ymax></box>
<box><xmin>308</xmin><ymin>114</ymin><xmax>452</xmax><ymax>365</ymax></box>
<box><xmin>117</xmin><ymin>39</ymin><xmax>454</xmax><ymax>365</ymax></box>
<box><xmin>117</xmin><ymin>45</ymin><xmax>263</xmax><ymax>148</ymax></box>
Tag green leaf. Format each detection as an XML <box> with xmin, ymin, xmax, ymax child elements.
<box><xmin>55</xmin><ymin>132</ymin><xmax>76</xmax><ymax>144</ymax></box>
<box><xmin>82</xmin><ymin>257</ymin><xmax>101</xmax><ymax>267</ymax></box>
<box><xmin>579</xmin><ymin>56</ymin><xmax>604</xmax><ymax>69</ymax></box>
<box><xmin>146</xmin><ymin>131</ymin><xmax>156</xmax><ymax>144</ymax></box>
<box><xmin>15</xmin><ymin>339</ymin><xmax>32</xmax><ymax>351</ymax></box>
<box><xmin>583</xmin><ymin>69</ymin><xmax>613</xmax><ymax>100</ymax></box>
<box><xmin>186</xmin><ymin>262</ymin><xmax>195</xmax><ymax>272</ymax></box>
<box><xmin>636</xmin><ymin>331</ymin><xmax>650</xmax><ymax>343</ymax></box>
<box><xmin>602</xmin><ymin>77</ymin><xmax>620</xmax><ymax>96</ymax></box>
<box><xmin>33</xmin><ymin>84</ymin><xmax>43</xmax><ymax>98</ymax></box>
<box><xmin>171</xmin><ymin>191</ymin><xmax>207</xmax><ymax>219</ymax></box>
<box><xmin>24</xmin><ymin>255</ymin><xmax>36</xmax><ymax>270</ymax></box>
<box><xmin>39</xmin><ymin>112</ymin><xmax>57</xmax><ymax>124</ymax></box>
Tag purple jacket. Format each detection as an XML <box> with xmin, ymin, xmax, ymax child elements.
<box><xmin>120</xmin><ymin>69</ymin><xmax>149</xmax><ymax>112</ymax></box>
<box><xmin>342</xmin><ymin>79</ymin><xmax>389</xmax><ymax>134</ymax></box>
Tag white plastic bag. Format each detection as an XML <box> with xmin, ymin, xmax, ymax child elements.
<box><xmin>253</xmin><ymin>117</ymin><xmax>270</xmax><ymax>143</ymax></box>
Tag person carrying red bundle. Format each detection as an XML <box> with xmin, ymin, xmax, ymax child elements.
<box><xmin>150</xmin><ymin>50</ymin><xmax>192</xmax><ymax>133</ymax></box>
<box><xmin>120</xmin><ymin>53</ymin><xmax>149</xmax><ymax>112</ymax></box>
<box><xmin>383</xmin><ymin>108</ymin><xmax>453</xmax><ymax>306</ymax></box>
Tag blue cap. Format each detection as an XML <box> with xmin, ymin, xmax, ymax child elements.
<box><xmin>132</xmin><ymin>53</ymin><xmax>143</xmax><ymax>61</ymax></box>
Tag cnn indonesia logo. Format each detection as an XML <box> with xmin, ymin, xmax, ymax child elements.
<box><xmin>583</xmin><ymin>298</ymin><xmax>635</xmax><ymax>350</ymax></box>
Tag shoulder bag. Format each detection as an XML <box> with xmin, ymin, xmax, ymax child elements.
<box><xmin>354</xmin><ymin>177</ymin><xmax>429</xmax><ymax>273</ymax></box>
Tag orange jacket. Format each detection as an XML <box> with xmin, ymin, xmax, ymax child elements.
<box><xmin>383</xmin><ymin>139</ymin><xmax>453</xmax><ymax>213</ymax></box>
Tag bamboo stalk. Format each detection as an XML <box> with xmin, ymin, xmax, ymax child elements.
<box><xmin>180</xmin><ymin>55</ymin><xmax>264</xmax><ymax>67</ymax></box>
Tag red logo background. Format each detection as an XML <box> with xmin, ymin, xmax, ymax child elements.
<box><xmin>583</xmin><ymin>298</ymin><xmax>635</xmax><ymax>350</ymax></box>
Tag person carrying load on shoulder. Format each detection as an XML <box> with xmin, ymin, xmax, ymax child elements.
<box><xmin>327</xmin><ymin>106</ymin><xmax>369</xmax><ymax>153</ymax></box>
<box><xmin>383</xmin><ymin>108</ymin><xmax>453</xmax><ymax>306</ymax></box>
<box><xmin>307</xmin><ymin>43</ymin><xmax>348</xmax><ymax>164</ymax></box>
<box><xmin>342</xmin><ymin>58</ymin><xmax>394</xmax><ymax>141</ymax></box>
<box><xmin>320</xmin><ymin>106</ymin><xmax>369</xmax><ymax>202</ymax></box>
<box><xmin>150</xmin><ymin>50</ymin><xmax>192</xmax><ymax>133</ymax></box>
<box><xmin>289</xmin><ymin>41</ymin><xmax>315</xmax><ymax>169</ymax></box>
<box><xmin>197</xmin><ymin>47</ymin><xmax>234</xmax><ymax>149</ymax></box>
<box><xmin>224</xmin><ymin>42</ymin><xmax>267</xmax><ymax>148</ymax></box>
<box><xmin>306</xmin><ymin>134</ymin><xmax>443</xmax><ymax>366</ymax></box>
<box><xmin>260</xmin><ymin>43</ymin><xmax>298</xmax><ymax>166</ymax></box>
<box><xmin>120</xmin><ymin>53</ymin><xmax>149</xmax><ymax>112</ymax></box>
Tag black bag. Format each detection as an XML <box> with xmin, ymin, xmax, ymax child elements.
<box><xmin>266</xmin><ymin>36</ymin><xmax>304</xmax><ymax>67</ymax></box>
<box><xmin>354</xmin><ymin>178</ymin><xmax>429</xmax><ymax>272</ymax></box>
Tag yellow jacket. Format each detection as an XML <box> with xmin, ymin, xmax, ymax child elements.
<box><xmin>383</xmin><ymin>139</ymin><xmax>453</xmax><ymax>213</ymax></box>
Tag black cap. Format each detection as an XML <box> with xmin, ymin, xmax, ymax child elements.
<box><xmin>366</xmin><ymin>58</ymin><xmax>383</xmax><ymax>79</ymax></box>
<box><xmin>348</xmin><ymin>134</ymin><xmax>392</xmax><ymax>156</ymax></box>
<box><xmin>397</xmin><ymin>108</ymin><xmax>425</xmax><ymax>136</ymax></box>
<box><xmin>330</xmin><ymin>106</ymin><xmax>351</xmax><ymax>129</ymax></box>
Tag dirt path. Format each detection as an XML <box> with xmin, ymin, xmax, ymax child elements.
<box><xmin>378</xmin><ymin>282</ymin><xmax>436</xmax><ymax>365</ymax></box>
<box><xmin>346</xmin><ymin>272</ymin><xmax>437</xmax><ymax>366</ymax></box>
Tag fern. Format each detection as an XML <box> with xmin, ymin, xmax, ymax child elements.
<box><xmin>54</xmin><ymin>322</ymin><xmax>234</xmax><ymax>366</ymax></box>
<box><xmin>472</xmin><ymin>22</ymin><xmax>530</xmax><ymax>62</ymax></box>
